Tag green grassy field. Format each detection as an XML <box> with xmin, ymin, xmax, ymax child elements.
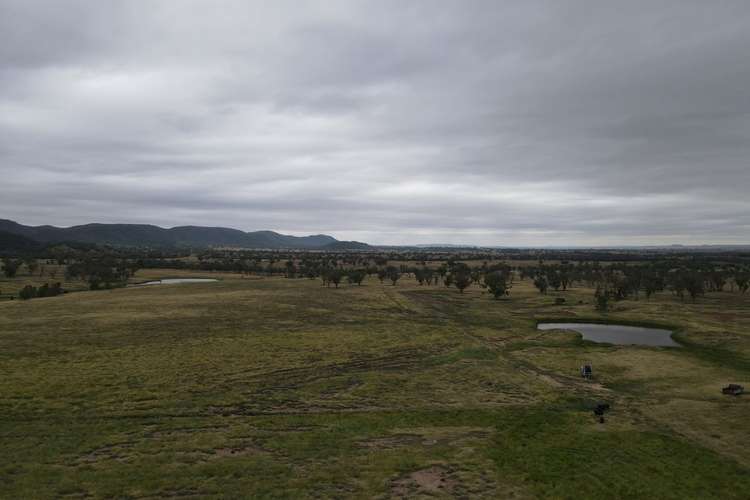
<box><xmin>1</xmin><ymin>272</ymin><xmax>749</xmax><ymax>498</ymax></box>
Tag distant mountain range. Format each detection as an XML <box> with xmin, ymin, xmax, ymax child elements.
<box><xmin>0</xmin><ymin>219</ymin><xmax>370</xmax><ymax>250</ymax></box>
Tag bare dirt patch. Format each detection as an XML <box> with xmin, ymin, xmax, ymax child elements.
<box><xmin>74</xmin><ymin>442</ymin><xmax>137</xmax><ymax>465</ymax></box>
<box><xmin>358</xmin><ymin>433</ymin><xmax>423</xmax><ymax>449</ymax></box>
<box><xmin>209</xmin><ymin>442</ymin><xmax>268</xmax><ymax>458</ymax></box>
<box><xmin>391</xmin><ymin>465</ymin><xmax>457</xmax><ymax>497</ymax></box>
<box><xmin>360</xmin><ymin>427</ymin><xmax>492</xmax><ymax>451</ymax></box>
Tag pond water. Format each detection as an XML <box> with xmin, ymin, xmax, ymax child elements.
<box><xmin>537</xmin><ymin>322</ymin><xmax>680</xmax><ymax>347</ymax></box>
<box><xmin>133</xmin><ymin>278</ymin><xmax>219</xmax><ymax>286</ymax></box>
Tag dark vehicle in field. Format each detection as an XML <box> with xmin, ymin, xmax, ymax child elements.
<box><xmin>722</xmin><ymin>384</ymin><xmax>744</xmax><ymax>396</ymax></box>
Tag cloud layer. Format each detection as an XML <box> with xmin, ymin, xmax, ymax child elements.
<box><xmin>2</xmin><ymin>0</ymin><xmax>749</xmax><ymax>245</ymax></box>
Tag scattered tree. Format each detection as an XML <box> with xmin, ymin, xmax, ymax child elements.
<box><xmin>483</xmin><ymin>271</ymin><xmax>512</xmax><ymax>299</ymax></box>
<box><xmin>453</xmin><ymin>271</ymin><xmax>472</xmax><ymax>293</ymax></box>
<box><xmin>386</xmin><ymin>266</ymin><xmax>401</xmax><ymax>286</ymax></box>
<box><xmin>533</xmin><ymin>275</ymin><xmax>548</xmax><ymax>294</ymax></box>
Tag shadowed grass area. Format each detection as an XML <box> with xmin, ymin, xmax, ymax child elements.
<box><xmin>1</xmin><ymin>273</ymin><xmax>749</xmax><ymax>498</ymax></box>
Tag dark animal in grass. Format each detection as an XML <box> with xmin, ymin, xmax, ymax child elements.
<box><xmin>593</xmin><ymin>403</ymin><xmax>610</xmax><ymax>415</ymax></box>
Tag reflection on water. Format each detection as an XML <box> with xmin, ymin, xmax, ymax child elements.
<box><xmin>133</xmin><ymin>278</ymin><xmax>219</xmax><ymax>286</ymax></box>
<box><xmin>537</xmin><ymin>322</ymin><xmax>679</xmax><ymax>347</ymax></box>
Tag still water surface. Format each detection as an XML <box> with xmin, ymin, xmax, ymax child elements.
<box><xmin>134</xmin><ymin>278</ymin><xmax>219</xmax><ymax>286</ymax></box>
<box><xmin>537</xmin><ymin>322</ymin><xmax>679</xmax><ymax>347</ymax></box>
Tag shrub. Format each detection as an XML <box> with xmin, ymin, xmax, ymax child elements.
<box><xmin>19</xmin><ymin>285</ymin><xmax>37</xmax><ymax>300</ymax></box>
<box><xmin>17</xmin><ymin>282</ymin><xmax>63</xmax><ymax>301</ymax></box>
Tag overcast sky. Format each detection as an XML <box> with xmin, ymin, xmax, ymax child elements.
<box><xmin>1</xmin><ymin>1</ymin><xmax>749</xmax><ymax>246</ymax></box>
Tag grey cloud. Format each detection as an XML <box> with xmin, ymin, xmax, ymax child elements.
<box><xmin>1</xmin><ymin>0</ymin><xmax>749</xmax><ymax>245</ymax></box>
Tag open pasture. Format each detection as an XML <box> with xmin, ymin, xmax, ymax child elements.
<box><xmin>1</xmin><ymin>273</ymin><xmax>749</xmax><ymax>498</ymax></box>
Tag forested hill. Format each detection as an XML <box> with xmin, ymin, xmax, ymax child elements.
<box><xmin>0</xmin><ymin>230</ymin><xmax>40</xmax><ymax>252</ymax></box>
<box><xmin>0</xmin><ymin>219</ymin><xmax>369</xmax><ymax>250</ymax></box>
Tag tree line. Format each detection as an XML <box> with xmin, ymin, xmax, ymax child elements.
<box><xmin>3</xmin><ymin>245</ymin><xmax>749</xmax><ymax>307</ymax></box>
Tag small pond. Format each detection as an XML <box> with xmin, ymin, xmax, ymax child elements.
<box><xmin>132</xmin><ymin>278</ymin><xmax>219</xmax><ymax>286</ymax></box>
<box><xmin>537</xmin><ymin>322</ymin><xmax>680</xmax><ymax>347</ymax></box>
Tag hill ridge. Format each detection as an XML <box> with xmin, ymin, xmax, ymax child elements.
<box><xmin>0</xmin><ymin>219</ymin><xmax>368</xmax><ymax>250</ymax></box>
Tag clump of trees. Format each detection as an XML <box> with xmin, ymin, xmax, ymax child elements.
<box><xmin>318</xmin><ymin>268</ymin><xmax>369</xmax><ymax>288</ymax></box>
<box><xmin>66</xmin><ymin>258</ymin><xmax>137</xmax><ymax>290</ymax></box>
<box><xmin>19</xmin><ymin>282</ymin><xmax>63</xmax><ymax>300</ymax></box>
<box><xmin>297</xmin><ymin>258</ymin><xmax>518</xmax><ymax>298</ymax></box>
<box><xmin>483</xmin><ymin>270</ymin><xmax>513</xmax><ymax>299</ymax></box>
<box><xmin>2</xmin><ymin>258</ymin><xmax>21</xmax><ymax>278</ymax></box>
<box><xmin>516</xmin><ymin>259</ymin><xmax>750</xmax><ymax>311</ymax></box>
<box><xmin>594</xmin><ymin>283</ymin><xmax>611</xmax><ymax>312</ymax></box>
<box><xmin>413</xmin><ymin>267</ymin><xmax>434</xmax><ymax>285</ymax></box>
<box><xmin>319</xmin><ymin>268</ymin><xmax>342</xmax><ymax>288</ymax></box>
<box><xmin>452</xmin><ymin>264</ymin><xmax>472</xmax><ymax>293</ymax></box>
<box><xmin>347</xmin><ymin>269</ymin><xmax>366</xmax><ymax>286</ymax></box>
<box><xmin>386</xmin><ymin>266</ymin><xmax>401</xmax><ymax>286</ymax></box>
<box><xmin>430</xmin><ymin>261</ymin><xmax>515</xmax><ymax>297</ymax></box>
<box><xmin>668</xmin><ymin>269</ymin><xmax>705</xmax><ymax>302</ymax></box>
<box><xmin>583</xmin><ymin>263</ymin><xmax>748</xmax><ymax>311</ymax></box>
<box><xmin>533</xmin><ymin>275</ymin><xmax>549</xmax><ymax>294</ymax></box>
